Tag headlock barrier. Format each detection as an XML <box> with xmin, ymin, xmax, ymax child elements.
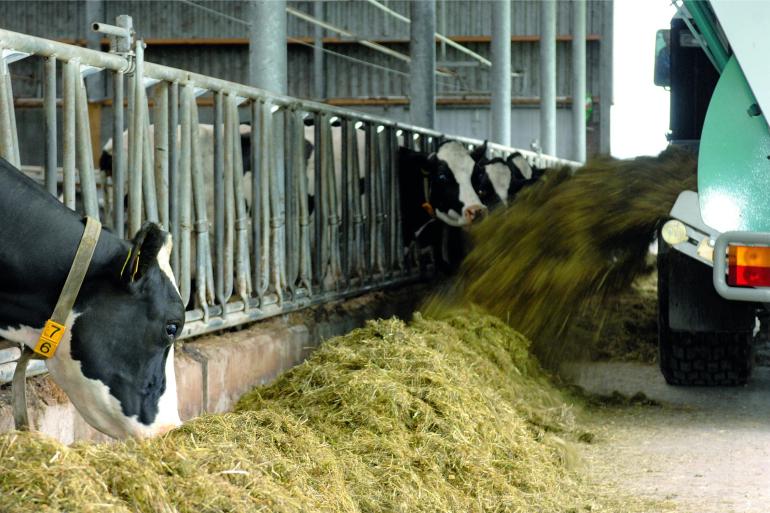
<box><xmin>0</xmin><ymin>16</ymin><xmax>578</xmax><ymax>383</ymax></box>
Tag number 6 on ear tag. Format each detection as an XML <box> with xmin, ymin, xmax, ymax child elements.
<box><xmin>33</xmin><ymin>320</ymin><xmax>66</xmax><ymax>358</ymax></box>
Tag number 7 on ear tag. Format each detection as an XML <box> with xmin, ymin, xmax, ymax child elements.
<box><xmin>33</xmin><ymin>320</ymin><xmax>66</xmax><ymax>358</ymax></box>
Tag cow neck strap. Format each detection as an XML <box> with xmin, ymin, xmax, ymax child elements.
<box><xmin>32</xmin><ymin>216</ymin><xmax>102</xmax><ymax>358</ymax></box>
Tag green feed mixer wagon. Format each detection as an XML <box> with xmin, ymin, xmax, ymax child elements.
<box><xmin>655</xmin><ymin>1</ymin><xmax>770</xmax><ymax>386</ymax></box>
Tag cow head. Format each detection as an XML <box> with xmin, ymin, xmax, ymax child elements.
<box><xmin>471</xmin><ymin>152</ymin><xmax>542</xmax><ymax>209</ymax></box>
<box><xmin>403</xmin><ymin>141</ymin><xmax>486</xmax><ymax>226</ymax></box>
<box><xmin>45</xmin><ymin>223</ymin><xmax>184</xmax><ymax>439</ymax></box>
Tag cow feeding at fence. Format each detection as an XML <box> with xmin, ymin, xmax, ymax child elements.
<box><xmin>0</xmin><ymin>312</ymin><xmax>653</xmax><ymax>513</ymax></box>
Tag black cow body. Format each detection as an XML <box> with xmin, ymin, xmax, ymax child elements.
<box><xmin>0</xmin><ymin>158</ymin><xmax>184</xmax><ymax>438</ymax></box>
<box><xmin>397</xmin><ymin>141</ymin><xmax>485</xmax><ymax>273</ymax></box>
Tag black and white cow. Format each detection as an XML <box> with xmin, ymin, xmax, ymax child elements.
<box><xmin>0</xmin><ymin>157</ymin><xmax>184</xmax><ymax>439</ymax></box>
<box><xmin>471</xmin><ymin>151</ymin><xmax>545</xmax><ymax>209</ymax></box>
<box><xmin>398</xmin><ymin>140</ymin><xmax>488</xmax><ymax>272</ymax></box>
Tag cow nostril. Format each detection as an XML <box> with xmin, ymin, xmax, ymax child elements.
<box><xmin>465</xmin><ymin>205</ymin><xmax>486</xmax><ymax>223</ymax></box>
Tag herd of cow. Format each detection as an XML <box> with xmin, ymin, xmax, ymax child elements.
<box><xmin>99</xmin><ymin>124</ymin><xmax>543</xmax><ymax>272</ymax></box>
<box><xmin>0</xmin><ymin>125</ymin><xmax>547</xmax><ymax>441</ymax></box>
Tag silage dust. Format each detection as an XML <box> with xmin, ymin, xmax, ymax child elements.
<box><xmin>0</xmin><ymin>313</ymin><xmax>656</xmax><ymax>513</ymax></box>
<box><xmin>426</xmin><ymin>146</ymin><xmax>696</xmax><ymax>367</ymax></box>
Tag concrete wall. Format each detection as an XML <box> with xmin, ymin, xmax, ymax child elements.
<box><xmin>0</xmin><ymin>284</ymin><xmax>427</xmax><ymax>444</ymax></box>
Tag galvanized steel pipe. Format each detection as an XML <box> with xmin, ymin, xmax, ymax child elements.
<box><xmin>112</xmin><ymin>71</ymin><xmax>125</xmax><ymax>238</ymax></box>
<box><xmin>540</xmin><ymin>0</ymin><xmax>557</xmax><ymax>155</ymax></box>
<box><xmin>62</xmin><ymin>60</ymin><xmax>77</xmax><ymax>211</ymax></box>
<box><xmin>409</xmin><ymin>0</ymin><xmax>436</xmax><ymax>129</ymax></box>
<box><xmin>75</xmin><ymin>71</ymin><xmax>100</xmax><ymax>219</ymax></box>
<box><xmin>571</xmin><ymin>0</ymin><xmax>587</xmax><ymax>163</ymax></box>
<box><xmin>491</xmin><ymin>0</ymin><xmax>512</xmax><ymax>146</ymax></box>
<box><xmin>44</xmin><ymin>56</ymin><xmax>57</xmax><ymax>197</ymax></box>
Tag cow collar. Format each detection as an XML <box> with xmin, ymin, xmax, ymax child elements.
<box><xmin>32</xmin><ymin>216</ymin><xmax>102</xmax><ymax>358</ymax></box>
<box><xmin>420</xmin><ymin>168</ymin><xmax>435</xmax><ymax>217</ymax></box>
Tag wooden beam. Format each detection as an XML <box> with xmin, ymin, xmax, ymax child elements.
<box><xmin>51</xmin><ymin>34</ymin><xmax>603</xmax><ymax>48</ymax></box>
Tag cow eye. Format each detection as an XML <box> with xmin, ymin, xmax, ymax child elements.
<box><xmin>166</xmin><ymin>323</ymin><xmax>179</xmax><ymax>339</ymax></box>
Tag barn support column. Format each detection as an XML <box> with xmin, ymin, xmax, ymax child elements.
<box><xmin>539</xmin><ymin>0</ymin><xmax>556</xmax><ymax>155</ymax></box>
<box><xmin>248</xmin><ymin>0</ymin><xmax>288</xmax><ymax>95</ymax></box>
<box><xmin>313</xmin><ymin>0</ymin><xmax>325</xmax><ymax>99</ymax></box>
<box><xmin>409</xmin><ymin>0</ymin><xmax>436</xmax><ymax>129</ymax></box>
<box><xmin>84</xmin><ymin>0</ymin><xmax>105</xmax><ymax>99</ymax></box>
<box><xmin>491</xmin><ymin>0</ymin><xmax>511</xmax><ymax>146</ymax></box>
<box><xmin>571</xmin><ymin>0</ymin><xmax>587</xmax><ymax>162</ymax></box>
<box><xmin>599</xmin><ymin>0</ymin><xmax>614</xmax><ymax>154</ymax></box>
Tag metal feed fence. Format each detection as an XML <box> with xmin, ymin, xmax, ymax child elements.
<box><xmin>0</xmin><ymin>18</ymin><xmax>578</xmax><ymax>383</ymax></box>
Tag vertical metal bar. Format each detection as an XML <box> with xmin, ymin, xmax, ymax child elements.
<box><xmin>0</xmin><ymin>59</ymin><xmax>17</xmax><ymax>167</ymax></box>
<box><xmin>44</xmin><ymin>56</ymin><xmax>57</xmax><ymax>197</ymax></box>
<box><xmin>250</xmin><ymin>100</ymin><xmax>262</xmax><ymax>298</ymax></box>
<box><xmin>231</xmin><ymin>96</ymin><xmax>251</xmax><ymax>303</ymax></box>
<box><xmin>491</xmin><ymin>0</ymin><xmax>511</xmax><ymax>146</ymax></box>
<box><xmin>84</xmin><ymin>0</ymin><xmax>105</xmax><ymax>99</ymax></box>
<box><xmin>409</xmin><ymin>0</ymin><xmax>436</xmax><ymax>129</ymax></box>
<box><xmin>223</xmin><ymin>92</ymin><xmax>235</xmax><ymax>305</ymax></box>
<box><xmin>269</xmin><ymin>104</ymin><xmax>286</xmax><ymax>302</ymax></box>
<box><xmin>248</xmin><ymin>0</ymin><xmax>288</xmax><ymax>94</ymax></box>
<box><xmin>388</xmin><ymin>127</ymin><xmax>402</xmax><ymax>272</ymax></box>
<box><xmin>362</xmin><ymin>123</ymin><xmax>372</xmax><ymax>279</ymax></box>
<box><xmin>169</xmin><ymin>81</ymin><xmax>179</xmax><ymax>272</ymax></box>
<box><xmin>572</xmin><ymin>0</ymin><xmax>587</xmax><ymax>163</ymax></box>
<box><xmin>257</xmin><ymin>100</ymin><xmax>272</xmax><ymax>300</ymax></box>
<box><xmin>75</xmin><ymin>69</ymin><xmax>100</xmax><ymax>219</ymax></box>
<box><xmin>141</xmin><ymin>88</ymin><xmax>158</xmax><ymax>223</ymax></box>
<box><xmin>113</xmin><ymin>71</ymin><xmax>125</xmax><ymax>238</ymax></box>
<box><xmin>178</xmin><ymin>83</ymin><xmax>193</xmax><ymax>307</ymax></box>
<box><xmin>190</xmin><ymin>94</ymin><xmax>212</xmax><ymax>321</ymax></box>
<box><xmin>63</xmin><ymin>59</ymin><xmax>77</xmax><ymax>211</ymax></box>
<box><xmin>313</xmin><ymin>113</ymin><xmax>322</xmax><ymax>285</ymax></box>
<box><xmin>294</xmin><ymin>108</ymin><xmax>312</xmax><ymax>293</ymax></box>
<box><xmin>340</xmin><ymin>118</ymin><xmax>350</xmax><ymax>281</ymax></box>
<box><xmin>313</xmin><ymin>0</ymin><xmax>325</xmax><ymax>100</ymax></box>
<box><xmin>154</xmin><ymin>82</ymin><xmax>170</xmax><ymax>228</ymax></box>
<box><xmin>213</xmin><ymin>91</ymin><xmax>226</xmax><ymax>309</ymax></box>
<box><xmin>284</xmin><ymin>107</ymin><xmax>297</xmax><ymax>296</ymax></box>
<box><xmin>351</xmin><ymin>121</ymin><xmax>365</xmax><ymax>280</ymax></box>
<box><xmin>323</xmin><ymin>117</ymin><xmax>341</xmax><ymax>289</ymax></box>
<box><xmin>540</xmin><ymin>0</ymin><xmax>557</xmax><ymax>155</ymax></box>
<box><xmin>128</xmin><ymin>42</ymin><xmax>145</xmax><ymax>236</ymax></box>
<box><xmin>5</xmin><ymin>63</ymin><xmax>20</xmax><ymax>167</ymax></box>
<box><xmin>599</xmin><ymin>0</ymin><xmax>613</xmax><ymax>154</ymax></box>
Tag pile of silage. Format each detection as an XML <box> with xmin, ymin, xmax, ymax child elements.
<box><xmin>0</xmin><ymin>313</ymin><xmax>641</xmax><ymax>513</ymax></box>
<box><xmin>427</xmin><ymin>146</ymin><xmax>696</xmax><ymax>366</ymax></box>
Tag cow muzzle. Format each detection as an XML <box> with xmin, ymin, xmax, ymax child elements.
<box><xmin>463</xmin><ymin>204</ymin><xmax>487</xmax><ymax>224</ymax></box>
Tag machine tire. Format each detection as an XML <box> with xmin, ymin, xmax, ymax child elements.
<box><xmin>657</xmin><ymin>244</ymin><xmax>754</xmax><ymax>386</ymax></box>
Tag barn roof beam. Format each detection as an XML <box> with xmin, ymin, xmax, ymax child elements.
<box><xmin>363</xmin><ymin>0</ymin><xmax>521</xmax><ymax>78</ymax></box>
<box><xmin>285</xmin><ymin>6</ymin><xmax>453</xmax><ymax>78</ymax></box>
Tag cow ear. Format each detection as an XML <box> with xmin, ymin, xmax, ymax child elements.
<box><xmin>121</xmin><ymin>222</ymin><xmax>171</xmax><ymax>285</ymax></box>
<box><xmin>470</xmin><ymin>140</ymin><xmax>488</xmax><ymax>162</ymax></box>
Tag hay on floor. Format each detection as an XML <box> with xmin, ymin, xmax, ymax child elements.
<box><xmin>0</xmin><ymin>312</ymin><xmax>649</xmax><ymax>513</ymax></box>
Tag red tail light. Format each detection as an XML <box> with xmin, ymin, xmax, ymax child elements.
<box><xmin>728</xmin><ymin>245</ymin><xmax>770</xmax><ymax>287</ymax></box>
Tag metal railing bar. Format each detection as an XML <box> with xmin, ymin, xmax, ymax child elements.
<box><xmin>43</xmin><ymin>56</ymin><xmax>57</xmax><ymax>197</ymax></box>
<box><xmin>62</xmin><ymin>59</ymin><xmax>77</xmax><ymax>210</ymax></box>
<box><xmin>113</xmin><ymin>71</ymin><xmax>125</xmax><ymax>238</ymax></box>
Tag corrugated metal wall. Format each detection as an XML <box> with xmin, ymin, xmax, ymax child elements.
<box><xmin>0</xmin><ymin>1</ymin><xmax>606</xmax><ymax>39</ymax></box>
<box><xmin>1</xmin><ymin>0</ymin><xmax>611</xmax><ymax>164</ymax></box>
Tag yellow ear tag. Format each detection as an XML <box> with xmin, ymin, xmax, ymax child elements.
<box><xmin>33</xmin><ymin>319</ymin><xmax>66</xmax><ymax>358</ymax></box>
<box><xmin>421</xmin><ymin>202</ymin><xmax>435</xmax><ymax>217</ymax></box>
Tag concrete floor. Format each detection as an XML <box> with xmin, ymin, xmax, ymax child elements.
<box><xmin>565</xmin><ymin>361</ymin><xmax>770</xmax><ymax>513</ymax></box>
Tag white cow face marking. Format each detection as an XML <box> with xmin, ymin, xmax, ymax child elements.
<box><xmin>431</xmin><ymin>142</ymin><xmax>485</xmax><ymax>226</ymax></box>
